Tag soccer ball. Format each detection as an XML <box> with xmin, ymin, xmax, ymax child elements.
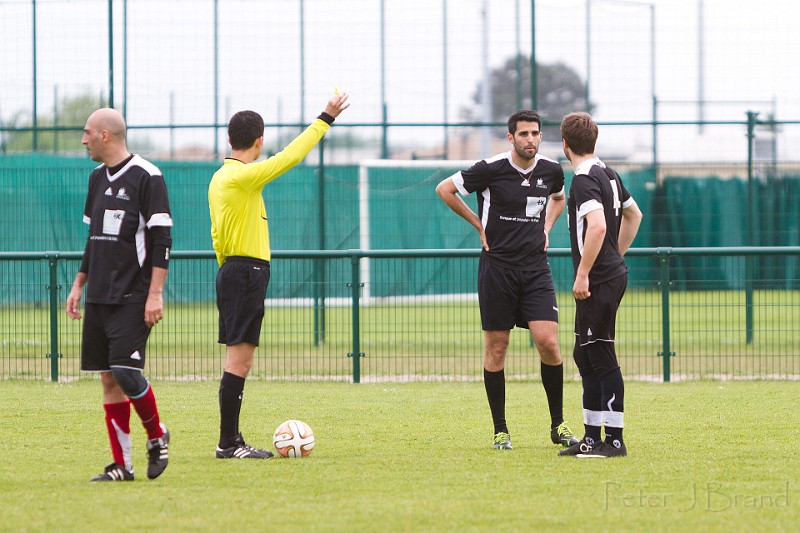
<box><xmin>273</xmin><ymin>419</ymin><xmax>315</xmax><ymax>458</ymax></box>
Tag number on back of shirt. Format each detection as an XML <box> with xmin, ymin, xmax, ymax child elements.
<box><xmin>609</xmin><ymin>180</ymin><xmax>621</xmax><ymax>216</ymax></box>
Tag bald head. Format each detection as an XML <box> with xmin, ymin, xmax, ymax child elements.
<box><xmin>87</xmin><ymin>108</ymin><xmax>127</xmax><ymax>140</ymax></box>
<box><xmin>82</xmin><ymin>108</ymin><xmax>130</xmax><ymax>165</ymax></box>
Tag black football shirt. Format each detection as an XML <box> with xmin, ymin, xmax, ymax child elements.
<box><xmin>452</xmin><ymin>151</ymin><xmax>565</xmax><ymax>270</ymax></box>
<box><xmin>567</xmin><ymin>158</ymin><xmax>634</xmax><ymax>285</ymax></box>
<box><xmin>81</xmin><ymin>155</ymin><xmax>173</xmax><ymax>304</ymax></box>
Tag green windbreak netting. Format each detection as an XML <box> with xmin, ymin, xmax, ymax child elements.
<box><xmin>652</xmin><ymin>175</ymin><xmax>800</xmax><ymax>289</ymax></box>
<box><xmin>2</xmin><ymin>154</ymin><xmax>799</xmax><ymax>302</ymax></box>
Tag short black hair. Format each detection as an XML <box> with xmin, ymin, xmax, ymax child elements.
<box><xmin>507</xmin><ymin>109</ymin><xmax>541</xmax><ymax>134</ymax></box>
<box><xmin>228</xmin><ymin>110</ymin><xmax>264</xmax><ymax>150</ymax></box>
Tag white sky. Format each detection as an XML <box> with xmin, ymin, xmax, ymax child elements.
<box><xmin>1</xmin><ymin>0</ymin><xmax>798</xmax><ymax>161</ymax></box>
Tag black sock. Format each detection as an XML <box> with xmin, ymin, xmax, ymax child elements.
<box><xmin>219</xmin><ymin>371</ymin><xmax>245</xmax><ymax>447</ymax></box>
<box><xmin>579</xmin><ymin>366</ymin><xmax>603</xmax><ymax>443</ymax></box>
<box><xmin>484</xmin><ymin>368</ymin><xmax>507</xmax><ymax>435</ymax></box>
<box><xmin>605</xmin><ymin>427</ymin><xmax>624</xmax><ymax>445</ymax></box>
<box><xmin>540</xmin><ymin>362</ymin><xmax>564</xmax><ymax>428</ymax></box>
<box><xmin>599</xmin><ymin>367</ymin><xmax>625</xmax><ymax>445</ymax></box>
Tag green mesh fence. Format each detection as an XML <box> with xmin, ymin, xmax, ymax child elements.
<box><xmin>1</xmin><ymin>249</ymin><xmax>798</xmax><ymax>382</ymax></box>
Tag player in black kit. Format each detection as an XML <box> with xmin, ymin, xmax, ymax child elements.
<box><xmin>436</xmin><ymin>109</ymin><xmax>579</xmax><ymax>450</ymax></box>
<box><xmin>558</xmin><ymin>112</ymin><xmax>642</xmax><ymax>458</ymax></box>
<box><xmin>67</xmin><ymin>108</ymin><xmax>172</xmax><ymax>480</ymax></box>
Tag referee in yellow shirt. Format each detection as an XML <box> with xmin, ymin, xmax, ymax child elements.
<box><xmin>209</xmin><ymin>92</ymin><xmax>350</xmax><ymax>459</ymax></box>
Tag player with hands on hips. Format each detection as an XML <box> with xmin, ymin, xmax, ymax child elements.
<box><xmin>436</xmin><ymin>109</ymin><xmax>580</xmax><ymax>451</ymax></box>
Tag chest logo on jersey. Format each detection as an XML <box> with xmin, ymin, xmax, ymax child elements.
<box><xmin>535</xmin><ymin>177</ymin><xmax>547</xmax><ymax>189</ymax></box>
<box><xmin>525</xmin><ymin>196</ymin><xmax>546</xmax><ymax>219</ymax></box>
<box><xmin>104</xmin><ymin>186</ymin><xmax>130</xmax><ymax>200</ymax></box>
<box><xmin>102</xmin><ymin>209</ymin><xmax>125</xmax><ymax>236</ymax></box>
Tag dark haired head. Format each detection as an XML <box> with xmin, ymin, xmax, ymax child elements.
<box><xmin>560</xmin><ymin>112</ymin><xmax>598</xmax><ymax>156</ymax></box>
<box><xmin>507</xmin><ymin>109</ymin><xmax>542</xmax><ymax>135</ymax></box>
<box><xmin>228</xmin><ymin>110</ymin><xmax>265</xmax><ymax>150</ymax></box>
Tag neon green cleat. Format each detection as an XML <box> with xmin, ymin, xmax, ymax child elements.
<box><xmin>492</xmin><ymin>432</ymin><xmax>513</xmax><ymax>450</ymax></box>
<box><xmin>550</xmin><ymin>422</ymin><xmax>580</xmax><ymax>447</ymax></box>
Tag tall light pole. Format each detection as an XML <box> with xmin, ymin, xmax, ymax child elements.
<box><xmin>585</xmin><ymin>0</ymin><xmax>656</xmax><ymax>175</ymax></box>
<box><xmin>585</xmin><ymin>0</ymin><xmax>655</xmax><ymax>115</ymax></box>
<box><xmin>480</xmin><ymin>0</ymin><xmax>492</xmax><ymax>157</ymax></box>
<box><xmin>698</xmin><ymin>0</ymin><xmax>705</xmax><ymax>133</ymax></box>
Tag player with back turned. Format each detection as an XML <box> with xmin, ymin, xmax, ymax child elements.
<box><xmin>436</xmin><ymin>109</ymin><xmax>579</xmax><ymax>451</ymax></box>
<box><xmin>558</xmin><ymin>112</ymin><xmax>642</xmax><ymax>458</ymax></box>
<box><xmin>209</xmin><ymin>91</ymin><xmax>349</xmax><ymax>459</ymax></box>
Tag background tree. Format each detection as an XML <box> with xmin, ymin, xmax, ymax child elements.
<box><xmin>465</xmin><ymin>55</ymin><xmax>593</xmax><ymax>140</ymax></box>
<box><xmin>1</xmin><ymin>92</ymin><xmax>103</xmax><ymax>154</ymax></box>
<box><xmin>1</xmin><ymin>93</ymin><xmax>152</xmax><ymax>155</ymax></box>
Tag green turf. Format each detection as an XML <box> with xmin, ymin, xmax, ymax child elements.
<box><xmin>1</xmin><ymin>380</ymin><xmax>797</xmax><ymax>532</ymax></box>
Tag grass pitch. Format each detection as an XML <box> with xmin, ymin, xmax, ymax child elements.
<box><xmin>1</xmin><ymin>380</ymin><xmax>797</xmax><ymax>532</ymax></box>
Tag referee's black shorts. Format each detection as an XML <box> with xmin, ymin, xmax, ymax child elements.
<box><xmin>478</xmin><ymin>256</ymin><xmax>559</xmax><ymax>330</ymax></box>
<box><xmin>573</xmin><ymin>273</ymin><xmax>627</xmax><ymax>372</ymax></box>
<box><xmin>216</xmin><ymin>256</ymin><xmax>270</xmax><ymax>346</ymax></box>
<box><xmin>81</xmin><ymin>302</ymin><xmax>151</xmax><ymax>371</ymax></box>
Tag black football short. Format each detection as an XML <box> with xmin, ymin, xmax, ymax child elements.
<box><xmin>572</xmin><ymin>273</ymin><xmax>628</xmax><ymax>372</ymax></box>
<box><xmin>216</xmin><ymin>256</ymin><xmax>270</xmax><ymax>346</ymax></box>
<box><xmin>478</xmin><ymin>256</ymin><xmax>559</xmax><ymax>330</ymax></box>
<box><xmin>81</xmin><ymin>302</ymin><xmax>151</xmax><ymax>371</ymax></box>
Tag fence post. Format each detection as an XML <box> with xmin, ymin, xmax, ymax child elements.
<box><xmin>45</xmin><ymin>253</ymin><xmax>62</xmax><ymax>382</ymax></box>
<box><xmin>745</xmin><ymin>111</ymin><xmax>758</xmax><ymax>344</ymax></box>
<box><xmin>314</xmin><ymin>139</ymin><xmax>327</xmax><ymax>346</ymax></box>
<box><xmin>347</xmin><ymin>251</ymin><xmax>364</xmax><ymax>383</ymax></box>
<box><xmin>657</xmin><ymin>248</ymin><xmax>674</xmax><ymax>382</ymax></box>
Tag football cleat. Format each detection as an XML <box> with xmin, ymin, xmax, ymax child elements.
<box><xmin>576</xmin><ymin>440</ymin><xmax>628</xmax><ymax>458</ymax></box>
<box><xmin>558</xmin><ymin>436</ymin><xmax>596</xmax><ymax>456</ymax></box>
<box><xmin>550</xmin><ymin>422</ymin><xmax>580</xmax><ymax>447</ymax></box>
<box><xmin>90</xmin><ymin>462</ymin><xmax>134</xmax><ymax>482</ymax></box>
<box><xmin>216</xmin><ymin>433</ymin><xmax>274</xmax><ymax>459</ymax></box>
<box><xmin>146</xmin><ymin>427</ymin><xmax>170</xmax><ymax>479</ymax></box>
<box><xmin>492</xmin><ymin>432</ymin><xmax>513</xmax><ymax>450</ymax></box>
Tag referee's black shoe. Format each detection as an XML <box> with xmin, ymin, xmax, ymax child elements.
<box><xmin>550</xmin><ymin>422</ymin><xmax>580</xmax><ymax>447</ymax></box>
<box><xmin>216</xmin><ymin>433</ymin><xmax>274</xmax><ymax>459</ymax></box>
<box><xmin>146</xmin><ymin>427</ymin><xmax>170</xmax><ymax>479</ymax></box>
<box><xmin>90</xmin><ymin>462</ymin><xmax>134</xmax><ymax>482</ymax></box>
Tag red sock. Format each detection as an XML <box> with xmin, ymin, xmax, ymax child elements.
<box><xmin>104</xmin><ymin>401</ymin><xmax>132</xmax><ymax>470</ymax></box>
<box><xmin>130</xmin><ymin>384</ymin><xmax>165</xmax><ymax>440</ymax></box>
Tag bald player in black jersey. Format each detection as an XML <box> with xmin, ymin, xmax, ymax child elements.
<box><xmin>436</xmin><ymin>109</ymin><xmax>579</xmax><ymax>451</ymax></box>
<box><xmin>558</xmin><ymin>112</ymin><xmax>642</xmax><ymax>458</ymax></box>
<box><xmin>67</xmin><ymin>108</ymin><xmax>172</xmax><ymax>481</ymax></box>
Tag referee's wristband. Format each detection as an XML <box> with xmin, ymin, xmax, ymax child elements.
<box><xmin>318</xmin><ymin>112</ymin><xmax>335</xmax><ymax>125</ymax></box>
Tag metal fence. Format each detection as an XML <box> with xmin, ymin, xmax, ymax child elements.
<box><xmin>3</xmin><ymin>0</ymin><xmax>800</xmax><ymax>168</ymax></box>
<box><xmin>2</xmin><ymin>247</ymin><xmax>798</xmax><ymax>383</ymax></box>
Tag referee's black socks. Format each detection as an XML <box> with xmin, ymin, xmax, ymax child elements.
<box><xmin>219</xmin><ymin>371</ymin><xmax>246</xmax><ymax>448</ymax></box>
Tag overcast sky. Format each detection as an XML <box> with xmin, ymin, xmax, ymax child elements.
<box><xmin>1</xmin><ymin>0</ymin><xmax>798</xmax><ymax>161</ymax></box>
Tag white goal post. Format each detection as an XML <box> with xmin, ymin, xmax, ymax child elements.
<box><xmin>358</xmin><ymin>159</ymin><xmax>477</xmax><ymax>304</ymax></box>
